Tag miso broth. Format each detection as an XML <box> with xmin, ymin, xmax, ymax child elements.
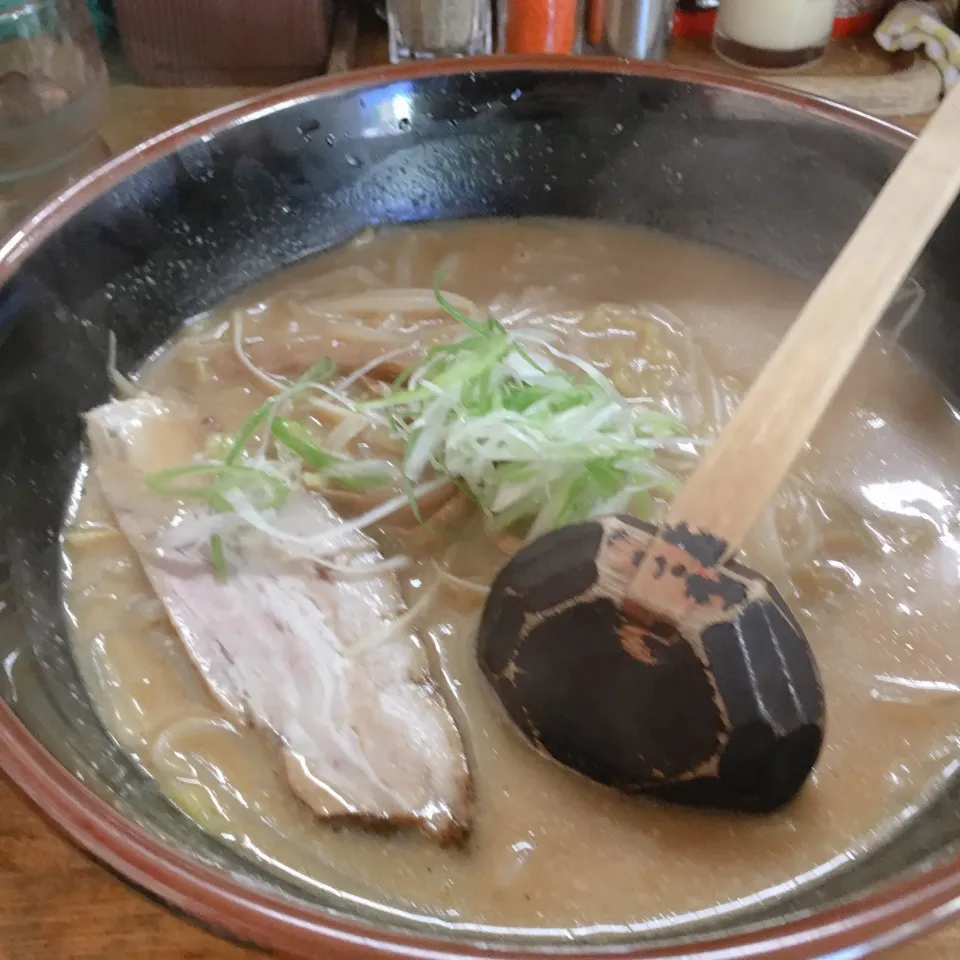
<box><xmin>63</xmin><ymin>221</ymin><xmax>960</xmax><ymax>936</ymax></box>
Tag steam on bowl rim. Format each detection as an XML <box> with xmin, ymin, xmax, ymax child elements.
<box><xmin>0</xmin><ymin>54</ymin><xmax>956</xmax><ymax>960</ymax></box>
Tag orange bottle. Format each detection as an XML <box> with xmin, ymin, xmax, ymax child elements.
<box><xmin>503</xmin><ymin>0</ymin><xmax>580</xmax><ymax>53</ymax></box>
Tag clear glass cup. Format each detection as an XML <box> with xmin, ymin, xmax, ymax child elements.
<box><xmin>713</xmin><ymin>0</ymin><xmax>840</xmax><ymax>71</ymax></box>
<box><xmin>0</xmin><ymin>0</ymin><xmax>110</xmax><ymax>232</ymax></box>
<box><xmin>387</xmin><ymin>0</ymin><xmax>492</xmax><ymax>62</ymax></box>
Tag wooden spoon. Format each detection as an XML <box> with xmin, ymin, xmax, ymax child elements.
<box><xmin>477</xmin><ymin>85</ymin><xmax>960</xmax><ymax>813</ymax></box>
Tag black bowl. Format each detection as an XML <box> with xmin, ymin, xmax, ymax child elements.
<box><xmin>1</xmin><ymin>57</ymin><xmax>960</xmax><ymax>960</ymax></box>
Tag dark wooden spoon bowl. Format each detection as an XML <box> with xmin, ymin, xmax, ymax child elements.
<box><xmin>477</xmin><ymin>515</ymin><xmax>824</xmax><ymax>812</ymax></box>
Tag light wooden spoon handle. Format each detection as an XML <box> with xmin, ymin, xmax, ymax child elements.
<box><xmin>660</xmin><ymin>84</ymin><xmax>960</xmax><ymax>557</ymax></box>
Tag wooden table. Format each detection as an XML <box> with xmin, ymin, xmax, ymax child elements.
<box><xmin>2</xmin><ymin>22</ymin><xmax>958</xmax><ymax>960</ymax></box>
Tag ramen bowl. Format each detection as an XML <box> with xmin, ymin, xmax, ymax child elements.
<box><xmin>1</xmin><ymin>58</ymin><xmax>960</xmax><ymax>960</ymax></box>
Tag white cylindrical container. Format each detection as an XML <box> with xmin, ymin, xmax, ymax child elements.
<box><xmin>713</xmin><ymin>0</ymin><xmax>839</xmax><ymax>70</ymax></box>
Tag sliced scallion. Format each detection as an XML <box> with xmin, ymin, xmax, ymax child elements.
<box><xmin>146</xmin><ymin>463</ymin><xmax>290</xmax><ymax>510</ymax></box>
<box><xmin>270</xmin><ymin>419</ymin><xmax>341</xmax><ymax>470</ymax></box>
<box><xmin>210</xmin><ymin>533</ymin><xmax>227</xmax><ymax>581</ymax></box>
<box><xmin>223</xmin><ymin>356</ymin><xmax>338</xmax><ymax>466</ymax></box>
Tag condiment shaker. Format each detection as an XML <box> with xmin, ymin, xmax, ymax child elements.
<box><xmin>588</xmin><ymin>0</ymin><xmax>680</xmax><ymax>59</ymax></box>
<box><xmin>388</xmin><ymin>0</ymin><xmax>493</xmax><ymax>61</ymax></box>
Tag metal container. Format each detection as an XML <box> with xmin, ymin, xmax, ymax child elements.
<box><xmin>602</xmin><ymin>0</ymin><xmax>679</xmax><ymax>59</ymax></box>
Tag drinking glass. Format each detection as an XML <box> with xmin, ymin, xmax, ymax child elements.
<box><xmin>713</xmin><ymin>0</ymin><xmax>840</xmax><ymax>70</ymax></box>
<box><xmin>387</xmin><ymin>0</ymin><xmax>492</xmax><ymax>62</ymax></box>
<box><xmin>0</xmin><ymin>0</ymin><xmax>110</xmax><ymax>230</ymax></box>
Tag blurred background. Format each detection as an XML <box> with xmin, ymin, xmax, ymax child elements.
<box><xmin>2</xmin><ymin>0</ymin><xmax>959</xmax><ymax>236</ymax></box>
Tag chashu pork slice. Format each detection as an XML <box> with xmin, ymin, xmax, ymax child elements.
<box><xmin>85</xmin><ymin>394</ymin><xmax>471</xmax><ymax>843</ymax></box>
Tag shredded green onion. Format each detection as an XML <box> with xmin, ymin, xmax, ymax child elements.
<box><xmin>345</xmin><ymin>270</ymin><xmax>695</xmax><ymax>536</ymax></box>
<box><xmin>305</xmin><ymin>465</ymin><xmax>395</xmax><ymax>490</ymax></box>
<box><xmin>224</xmin><ymin>357</ymin><xmax>337</xmax><ymax>466</ymax></box>
<box><xmin>271</xmin><ymin>419</ymin><xmax>341</xmax><ymax>470</ymax></box>
<box><xmin>223</xmin><ymin>402</ymin><xmax>272</xmax><ymax>467</ymax></box>
<box><xmin>210</xmin><ymin>534</ymin><xmax>227</xmax><ymax>581</ymax></box>
<box><xmin>433</xmin><ymin>269</ymin><xmax>487</xmax><ymax>334</ymax></box>
<box><xmin>141</xmin><ymin>274</ymin><xmax>698</xmax><ymax>582</ymax></box>
<box><xmin>146</xmin><ymin>463</ymin><xmax>290</xmax><ymax>510</ymax></box>
<box><xmin>204</xmin><ymin>433</ymin><xmax>233</xmax><ymax>460</ymax></box>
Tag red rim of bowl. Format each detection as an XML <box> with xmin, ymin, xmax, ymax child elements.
<box><xmin>1</xmin><ymin>55</ymin><xmax>957</xmax><ymax>960</ymax></box>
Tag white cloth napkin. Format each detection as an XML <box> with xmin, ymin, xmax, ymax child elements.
<box><xmin>875</xmin><ymin>0</ymin><xmax>960</xmax><ymax>89</ymax></box>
